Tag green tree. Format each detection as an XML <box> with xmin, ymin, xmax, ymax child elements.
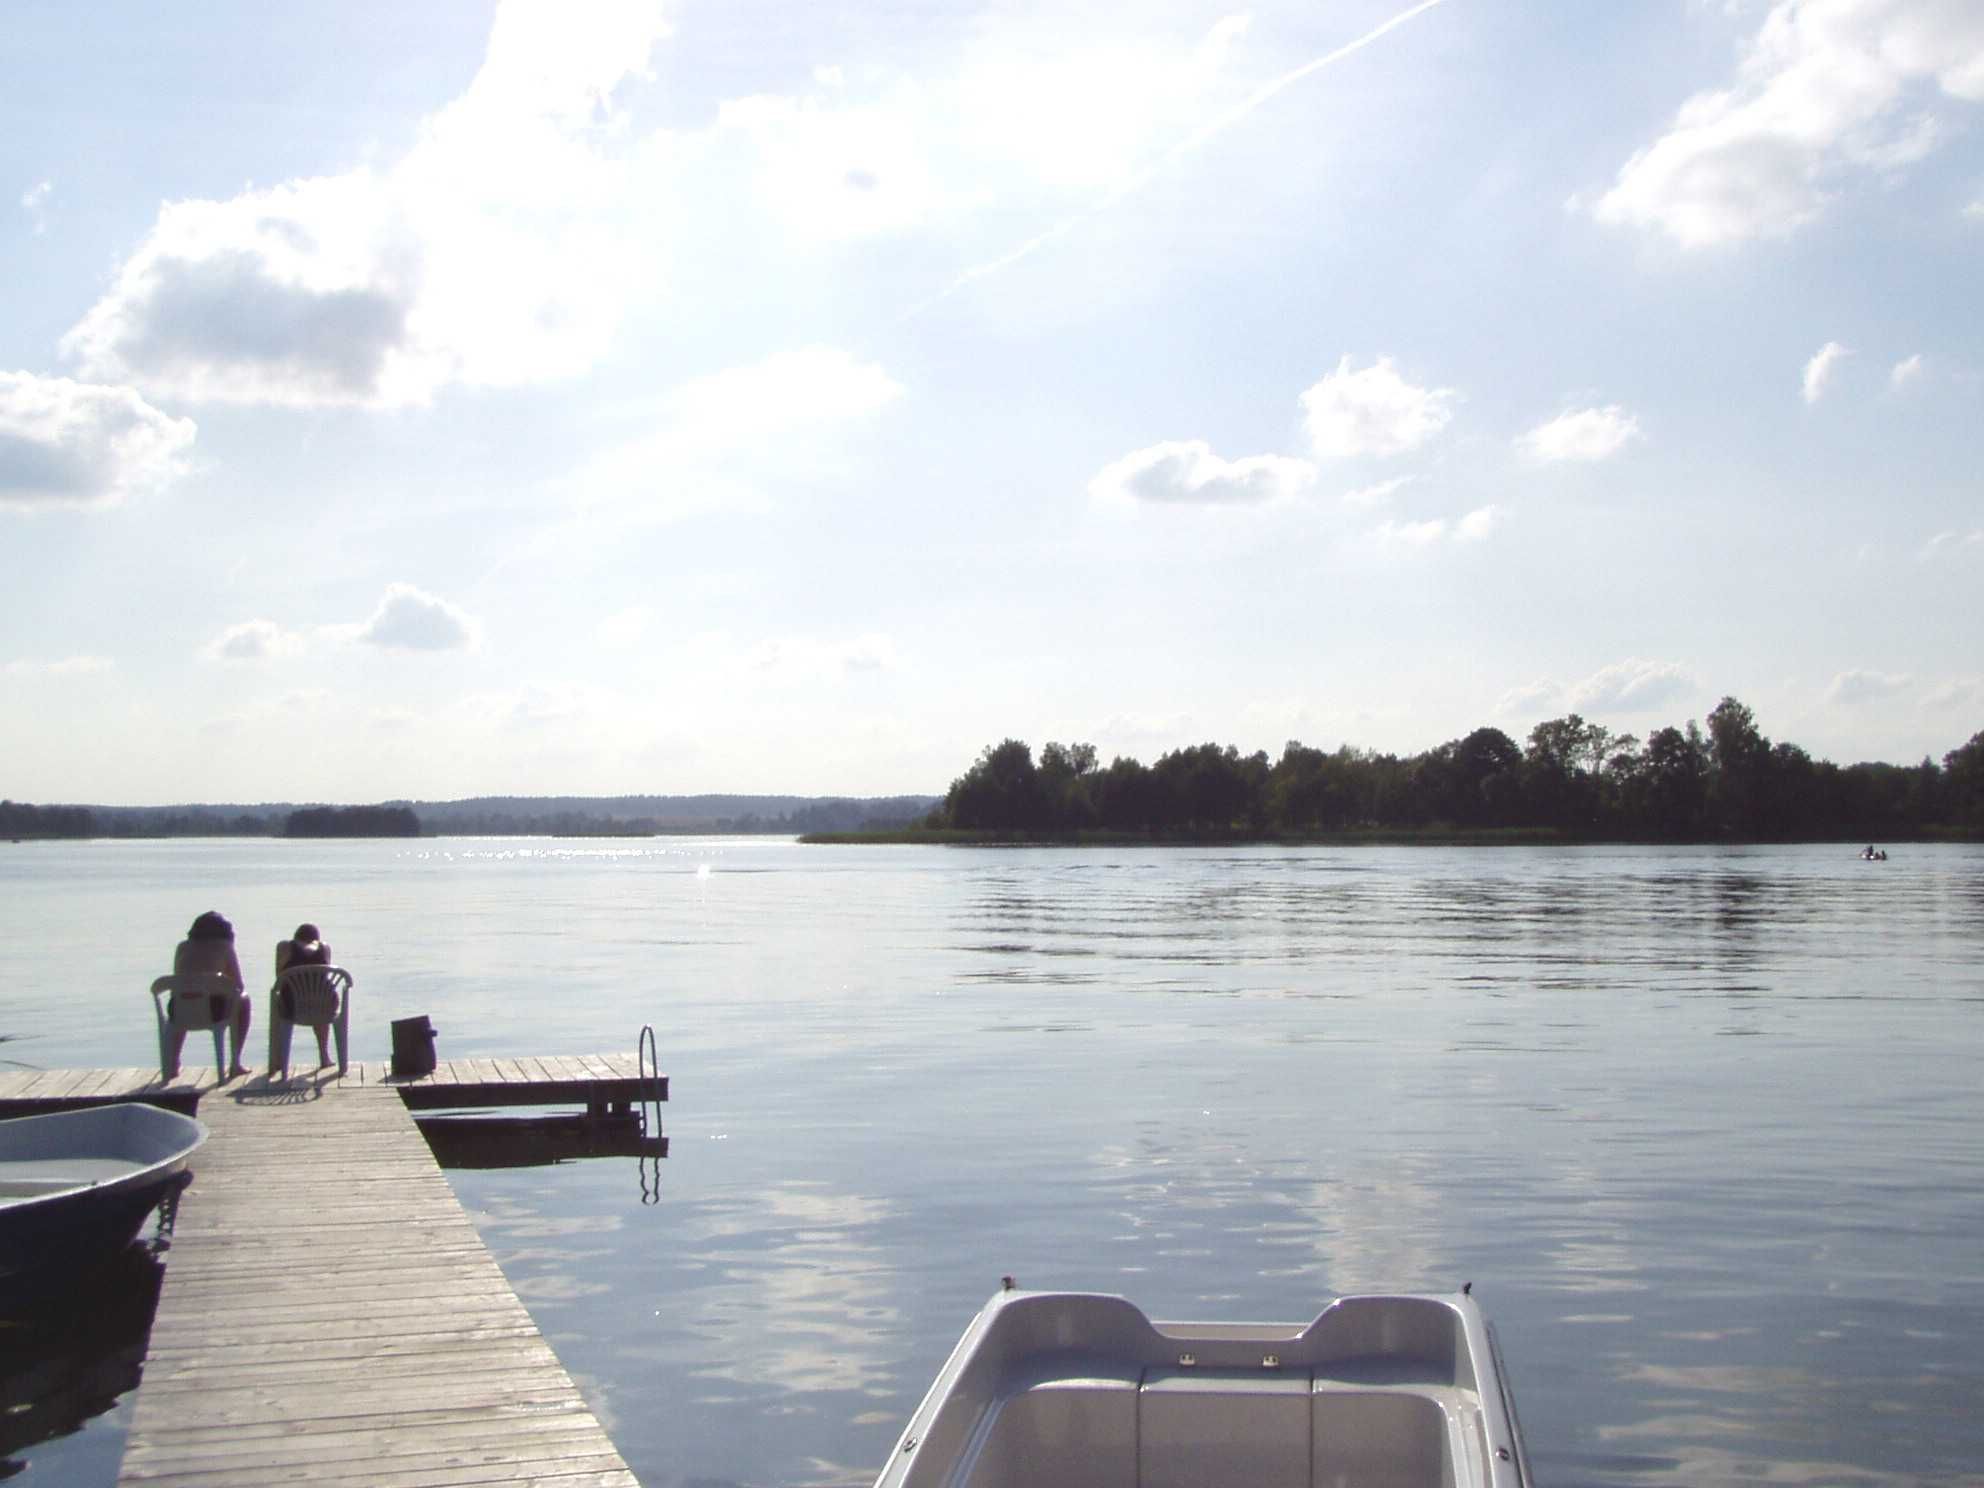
<box><xmin>942</xmin><ymin>739</ymin><xmax>1043</xmax><ymax>830</ymax></box>
<box><xmin>1636</xmin><ymin>724</ymin><xmax>1708</xmax><ymax>837</ymax></box>
<box><xmin>1945</xmin><ymin>730</ymin><xmax>1984</xmax><ymax>830</ymax></box>
<box><xmin>1706</xmin><ymin>696</ymin><xmax>1771</xmax><ymax>836</ymax></box>
<box><xmin>1037</xmin><ymin>741</ymin><xmax>1100</xmax><ymax>830</ymax></box>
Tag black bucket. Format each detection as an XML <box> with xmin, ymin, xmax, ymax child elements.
<box><xmin>390</xmin><ymin>1014</ymin><xmax>438</xmax><ymax>1077</ymax></box>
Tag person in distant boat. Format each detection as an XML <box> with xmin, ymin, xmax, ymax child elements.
<box><xmin>172</xmin><ymin>910</ymin><xmax>250</xmax><ymax>1077</ymax></box>
<box><xmin>275</xmin><ymin>922</ymin><xmax>336</xmax><ymax>1066</ymax></box>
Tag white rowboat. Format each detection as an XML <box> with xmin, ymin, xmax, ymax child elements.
<box><xmin>0</xmin><ymin>1103</ymin><xmax>206</xmax><ymax>1291</ymax></box>
<box><xmin>876</xmin><ymin>1286</ymin><xmax>1530</xmax><ymax>1488</ymax></box>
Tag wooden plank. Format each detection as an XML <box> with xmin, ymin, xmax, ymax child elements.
<box><xmin>116</xmin><ymin>1078</ymin><xmax>635</xmax><ymax>1487</ymax></box>
<box><xmin>0</xmin><ymin>1053</ymin><xmax>660</xmax><ymax>1116</ymax></box>
<box><xmin>125</xmin><ymin>1452</ymin><xmax>638</xmax><ymax>1488</ymax></box>
<box><xmin>32</xmin><ymin>1068</ymin><xmax>93</xmax><ymax>1098</ymax></box>
<box><xmin>0</xmin><ymin>1069</ymin><xmax>63</xmax><ymax>1097</ymax></box>
<box><xmin>120</xmin><ymin>1426</ymin><xmax>626</xmax><ymax>1483</ymax></box>
<box><xmin>128</xmin><ymin>1457</ymin><xmax>636</xmax><ymax>1488</ymax></box>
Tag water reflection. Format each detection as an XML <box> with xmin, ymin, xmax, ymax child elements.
<box><xmin>687</xmin><ymin>1184</ymin><xmax>904</xmax><ymax>1398</ymax></box>
<box><xmin>0</xmin><ymin>1231</ymin><xmax>168</xmax><ymax>1484</ymax></box>
<box><xmin>7</xmin><ymin>840</ymin><xmax>1983</xmax><ymax>1488</ymax></box>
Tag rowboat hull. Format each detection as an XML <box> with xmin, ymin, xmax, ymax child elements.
<box><xmin>0</xmin><ymin>1104</ymin><xmax>207</xmax><ymax>1289</ymax></box>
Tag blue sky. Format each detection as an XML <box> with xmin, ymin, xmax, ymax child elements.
<box><xmin>3</xmin><ymin>0</ymin><xmax>1980</xmax><ymax>803</ymax></box>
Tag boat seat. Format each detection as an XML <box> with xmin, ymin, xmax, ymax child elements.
<box><xmin>1141</xmin><ymin>1369</ymin><xmax>1314</xmax><ymax>1488</ymax></box>
<box><xmin>959</xmin><ymin>1364</ymin><xmax>1140</xmax><ymax>1488</ymax></box>
<box><xmin>1311</xmin><ymin>1389</ymin><xmax>1456</xmax><ymax>1488</ymax></box>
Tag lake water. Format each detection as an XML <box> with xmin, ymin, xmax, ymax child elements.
<box><xmin>3</xmin><ymin>838</ymin><xmax>1981</xmax><ymax>1486</ymax></box>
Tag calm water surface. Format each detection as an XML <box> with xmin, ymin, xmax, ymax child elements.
<box><xmin>2</xmin><ymin>839</ymin><xmax>1981</xmax><ymax>1486</ymax></box>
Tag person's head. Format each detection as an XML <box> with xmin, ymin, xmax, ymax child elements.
<box><xmin>188</xmin><ymin>910</ymin><xmax>234</xmax><ymax>943</ymax></box>
<box><xmin>293</xmin><ymin>923</ymin><xmax>321</xmax><ymax>945</ymax></box>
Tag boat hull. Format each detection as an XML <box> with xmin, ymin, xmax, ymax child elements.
<box><xmin>0</xmin><ymin>1104</ymin><xmax>207</xmax><ymax>1290</ymax></box>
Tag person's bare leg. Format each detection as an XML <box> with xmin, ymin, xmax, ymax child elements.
<box><xmin>230</xmin><ymin>999</ymin><xmax>253</xmax><ymax>1076</ymax></box>
<box><xmin>316</xmin><ymin>1026</ymin><xmax>332</xmax><ymax>1066</ymax></box>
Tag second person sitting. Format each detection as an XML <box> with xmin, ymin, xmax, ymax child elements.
<box><xmin>275</xmin><ymin>922</ymin><xmax>336</xmax><ymax>1067</ymax></box>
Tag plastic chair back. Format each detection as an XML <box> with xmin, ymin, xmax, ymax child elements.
<box><xmin>269</xmin><ymin>965</ymin><xmax>354</xmax><ymax>1077</ymax></box>
<box><xmin>150</xmin><ymin>973</ymin><xmax>241</xmax><ymax>1081</ymax></box>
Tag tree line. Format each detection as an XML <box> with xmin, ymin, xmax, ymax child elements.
<box><xmin>3</xmin><ymin>793</ymin><xmax>940</xmax><ymax>840</ymax></box>
<box><xmin>2</xmin><ymin>800</ymin><xmax>100</xmax><ymax>839</ymax></box>
<box><xmin>930</xmin><ymin>699</ymin><xmax>1984</xmax><ymax>841</ymax></box>
<box><xmin>284</xmin><ymin>805</ymin><xmax>422</xmax><ymax>838</ymax></box>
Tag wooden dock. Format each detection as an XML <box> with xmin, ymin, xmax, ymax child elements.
<box><xmin>0</xmin><ymin>1054</ymin><xmax>664</xmax><ymax>1119</ymax></box>
<box><xmin>0</xmin><ymin>1057</ymin><xmax>660</xmax><ymax>1486</ymax></box>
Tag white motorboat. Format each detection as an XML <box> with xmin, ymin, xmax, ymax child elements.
<box><xmin>0</xmin><ymin>1103</ymin><xmax>207</xmax><ymax>1292</ymax></box>
<box><xmin>875</xmin><ymin>1285</ymin><xmax>1530</xmax><ymax>1488</ymax></box>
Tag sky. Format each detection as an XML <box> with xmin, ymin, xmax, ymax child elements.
<box><xmin>3</xmin><ymin>0</ymin><xmax>1981</xmax><ymax>805</ymax></box>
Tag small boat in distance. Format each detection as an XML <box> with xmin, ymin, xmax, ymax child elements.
<box><xmin>875</xmin><ymin>1285</ymin><xmax>1530</xmax><ymax>1488</ymax></box>
<box><xmin>0</xmin><ymin>1103</ymin><xmax>206</xmax><ymax>1293</ymax></box>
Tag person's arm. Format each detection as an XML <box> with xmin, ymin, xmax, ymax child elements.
<box><xmin>225</xmin><ymin>944</ymin><xmax>245</xmax><ymax>993</ymax></box>
<box><xmin>173</xmin><ymin>940</ymin><xmax>191</xmax><ymax>977</ymax></box>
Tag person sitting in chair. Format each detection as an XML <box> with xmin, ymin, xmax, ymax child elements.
<box><xmin>275</xmin><ymin>922</ymin><xmax>336</xmax><ymax>1067</ymax></box>
<box><xmin>174</xmin><ymin>910</ymin><xmax>250</xmax><ymax>1077</ymax></box>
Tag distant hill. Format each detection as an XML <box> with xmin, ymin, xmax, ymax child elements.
<box><xmin>33</xmin><ymin>793</ymin><xmax>938</xmax><ymax>839</ymax></box>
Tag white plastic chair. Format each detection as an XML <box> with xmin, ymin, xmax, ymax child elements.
<box><xmin>150</xmin><ymin>973</ymin><xmax>243</xmax><ymax>1081</ymax></box>
<box><xmin>268</xmin><ymin>964</ymin><xmax>354</xmax><ymax>1077</ymax></box>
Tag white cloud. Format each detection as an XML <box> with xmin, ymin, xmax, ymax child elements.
<box><xmin>3</xmin><ymin>655</ymin><xmax>113</xmax><ymax>679</ymax></box>
<box><xmin>1340</xmin><ymin>476</ymin><xmax>1412</xmax><ymax>508</ymax></box>
<box><xmin>595</xmin><ymin>605</ymin><xmax>653</xmax><ymax>651</ymax></box>
<box><xmin>208</xmin><ymin>620</ymin><xmax>308</xmax><ymax>663</ymax></box>
<box><xmin>0</xmin><ymin>372</ymin><xmax>197</xmax><ymax>508</ymax></box>
<box><xmin>1092</xmin><ymin>710</ymin><xmax>1197</xmax><ymax>754</ymax></box>
<box><xmin>1918</xmin><ymin>528</ymin><xmax>1983</xmax><ymax>559</ymax></box>
<box><xmin>1967</xmin><ymin>197</ymin><xmax>1984</xmax><ymax>219</ymax></box>
<box><xmin>713</xmin><ymin>89</ymin><xmax>952</xmax><ymax>244</ymax></box>
<box><xmin>746</xmin><ymin>632</ymin><xmax>901</xmax><ymax>681</ymax></box>
<box><xmin>357</xmin><ymin>583</ymin><xmax>480</xmax><ymax>651</ymax></box>
<box><xmin>565</xmin><ymin>346</ymin><xmax>902</xmax><ymax>514</ymax></box>
<box><xmin>1518</xmin><ymin>405</ymin><xmax>1643</xmax><ymax>463</ymax></box>
<box><xmin>1088</xmin><ymin>439</ymin><xmax>1316</xmax><ymax>506</ymax></box>
<box><xmin>59</xmin><ymin>0</ymin><xmax>669</xmax><ymax>408</ymax></box>
<box><xmin>20</xmin><ymin>179</ymin><xmax>51</xmax><ymax>235</ymax></box>
<box><xmin>711</xmin><ymin>8</ymin><xmax>1259</xmax><ymax>263</ymax></box>
<box><xmin>669</xmin><ymin>346</ymin><xmax>902</xmax><ymax>441</ymax></box>
<box><xmin>1372</xmin><ymin>517</ymin><xmax>1447</xmax><ymax>547</ymax></box>
<box><xmin>1566</xmin><ymin>658</ymin><xmax>1699</xmax><ymax>713</ymax></box>
<box><xmin>1595</xmin><ymin>0</ymin><xmax>1984</xmax><ymax>248</ymax></box>
<box><xmin>1455</xmin><ymin>504</ymin><xmax>1504</xmax><ymax>541</ymax></box>
<box><xmin>1924</xmin><ymin>677</ymin><xmax>1981</xmax><ymax>710</ymax></box>
<box><xmin>1351</xmin><ymin>502</ymin><xmax>1503</xmax><ymax>550</ymax></box>
<box><xmin>1300</xmin><ymin>355</ymin><xmax>1456</xmax><ymax>459</ymax></box>
<box><xmin>1889</xmin><ymin>352</ymin><xmax>1926</xmax><ymax>389</ymax></box>
<box><xmin>1495</xmin><ymin>680</ymin><xmax>1562</xmax><ymax>717</ymax></box>
<box><xmin>1826</xmin><ymin>668</ymin><xmax>1912</xmax><ymax>704</ymax></box>
<box><xmin>1497</xmin><ymin>659</ymin><xmax>1697</xmax><ymax>719</ymax></box>
<box><xmin>1802</xmin><ymin>340</ymin><xmax>1851</xmax><ymax>403</ymax></box>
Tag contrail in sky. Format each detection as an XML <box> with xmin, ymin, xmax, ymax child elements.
<box><xmin>904</xmin><ymin>0</ymin><xmax>1451</xmax><ymax>321</ymax></box>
